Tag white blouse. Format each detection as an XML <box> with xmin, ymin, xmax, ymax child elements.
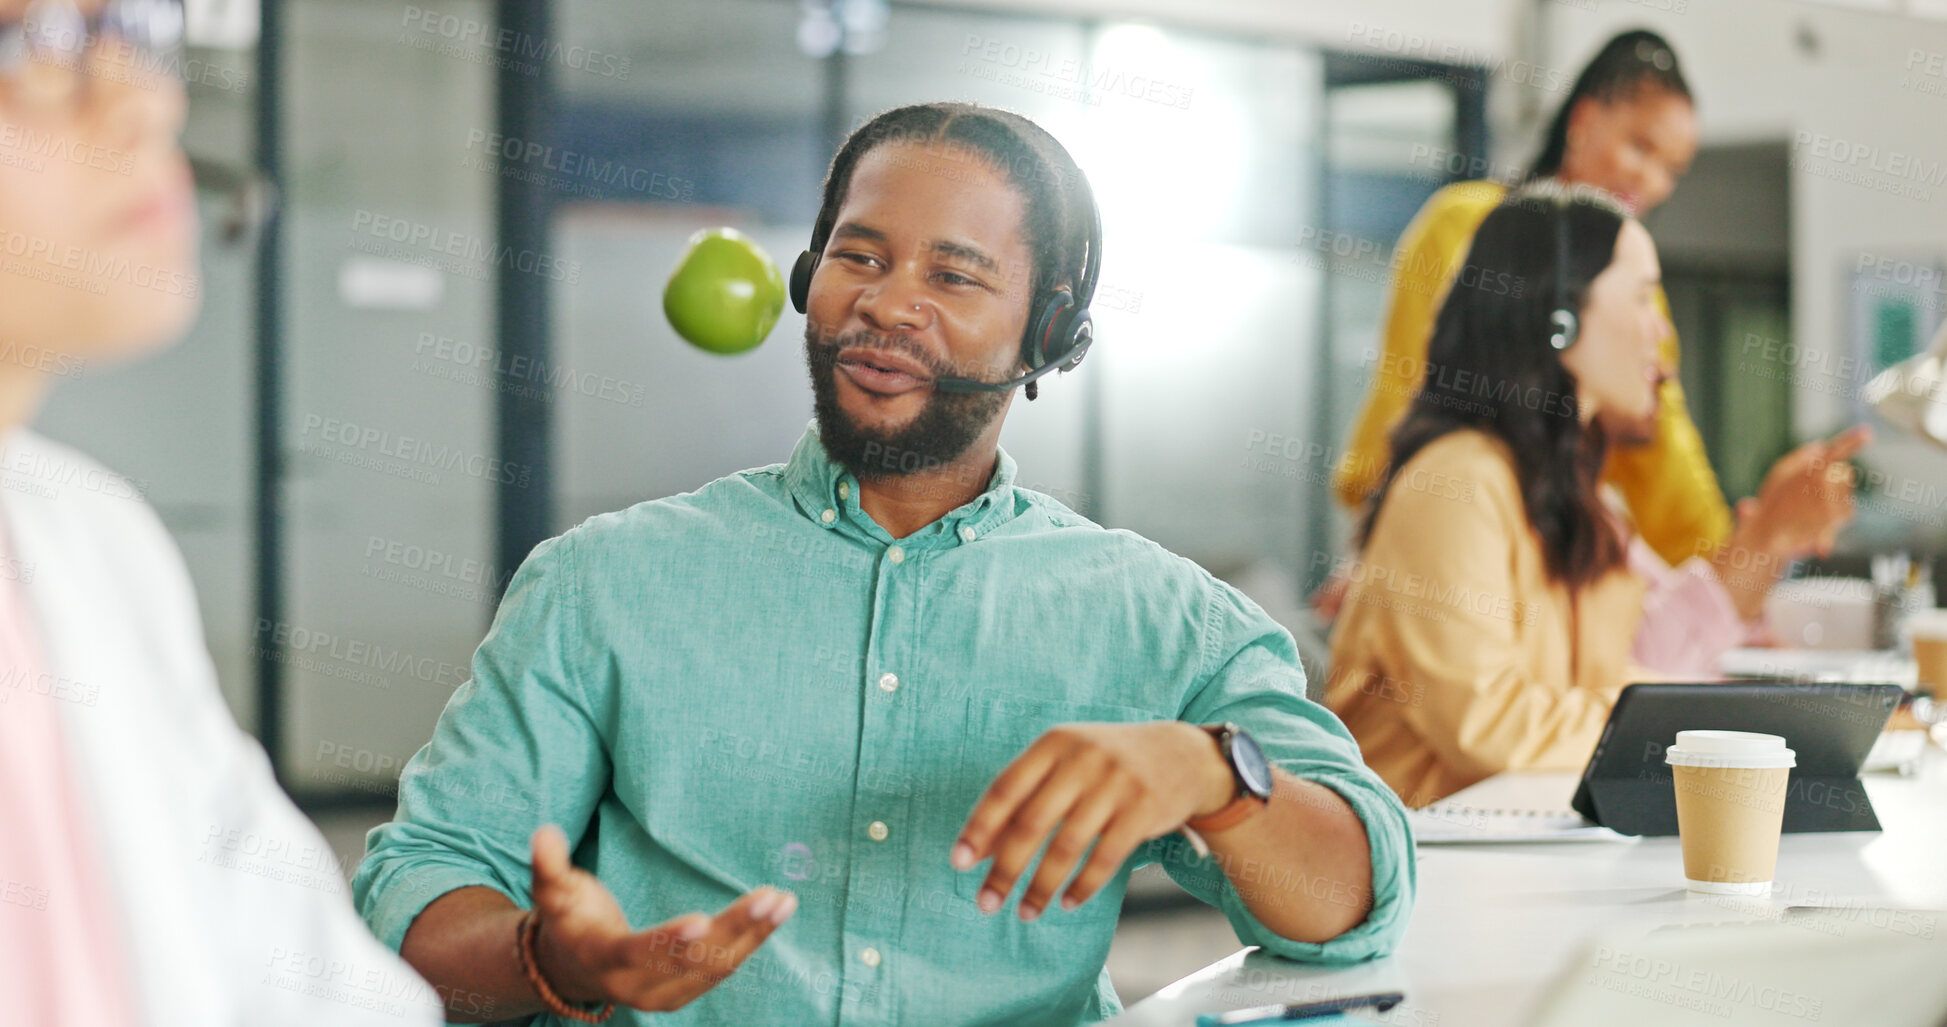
<box><xmin>0</xmin><ymin>428</ymin><xmax>439</xmax><ymax>1027</ymax></box>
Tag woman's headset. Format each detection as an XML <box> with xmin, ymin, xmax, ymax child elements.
<box><xmin>1547</xmin><ymin>202</ymin><xmax>1580</xmax><ymax>352</ymax></box>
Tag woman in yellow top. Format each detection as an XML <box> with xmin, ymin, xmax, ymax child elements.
<box><xmin>1333</xmin><ymin>30</ymin><xmax>1859</xmax><ymax>567</ymax></box>
<box><xmin>1325</xmin><ymin>186</ymin><xmax>1853</xmax><ymax>807</ymax></box>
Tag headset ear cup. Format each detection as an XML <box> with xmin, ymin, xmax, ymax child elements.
<box><xmin>1549</xmin><ymin>309</ymin><xmax>1579</xmax><ymax>351</ymax></box>
<box><xmin>1062</xmin><ymin>309</ymin><xmax>1094</xmax><ymax>369</ymax></box>
<box><xmin>1024</xmin><ymin>287</ymin><xmax>1074</xmax><ymax>370</ymax></box>
<box><xmin>1028</xmin><ymin>288</ymin><xmax>1074</xmax><ymax>370</ymax></box>
<box><xmin>789</xmin><ymin>250</ymin><xmax>818</xmax><ymax>314</ymax></box>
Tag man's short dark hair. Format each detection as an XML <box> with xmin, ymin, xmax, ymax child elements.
<box><xmin>810</xmin><ymin>102</ymin><xmax>1093</xmax><ymax>313</ymax></box>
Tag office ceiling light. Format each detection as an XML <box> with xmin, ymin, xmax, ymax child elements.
<box><xmin>796</xmin><ymin>0</ymin><xmax>886</xmax><ymax>59</ymax></box>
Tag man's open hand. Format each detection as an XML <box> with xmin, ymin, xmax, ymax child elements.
<box><xmin>952</xmin><ymin>721</ymin><xmax>1234</xmax><ymax>922</ymax></box>
<box><xmin>529</xmin><ymin>825</ymin><xmax>796</xmax><ymax>1013</ymax></box>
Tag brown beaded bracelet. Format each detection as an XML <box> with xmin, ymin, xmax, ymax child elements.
<box><xmin>515</xmin><ymin>910</ymin><xmax>615</xmax><ymax>1023</ymax></box>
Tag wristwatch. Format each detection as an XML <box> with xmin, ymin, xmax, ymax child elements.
<box><xmin>1185</xmin><ymin>722</ymin><xmax>1274</xmax><ymax>834</ymax></box>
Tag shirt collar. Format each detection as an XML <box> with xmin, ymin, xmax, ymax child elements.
<box><xmin>781</xmin><ymin>422</ymin><xmax>1020</xmax><ymax>546</ymax></box>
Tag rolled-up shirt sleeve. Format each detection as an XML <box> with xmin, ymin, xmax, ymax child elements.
<box><xmin>1138</xmin><ymin>577</ymin><xmax>1415</xmax><ymax>965</ymax></box>
<box><xmin>352</xmin><ymin>532</ymin><xmax>612</xmax><ymax>953</ymax></box>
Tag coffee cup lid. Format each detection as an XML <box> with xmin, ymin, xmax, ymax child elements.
<box><xmin>1908</xmin><ymin>608</ymin><xmax>1947</xmax><ymax>638</ymax></box>
<box><xmin>1664</xmin><ymin>730</ymin><xmax>1796</xmax><ymax>769</ymax></box>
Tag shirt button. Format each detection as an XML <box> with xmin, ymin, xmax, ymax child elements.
<box><xmin>838</xmin><ymin>481</ymin><xmax>850</xmax><ymax>500</ymax></box>
<box><xmin>959</xmin><ymin>526</ymin><xmax>977</xmax><ymax>543</ymax></box>
<box><xmin>860</xmin><ymin>947</ymin><xmax>882</xmax><ymax>968</ymax></box>
<box><xmin>877</xmin><ymin>672</ymin><xmax>899</xmax><ymax>693</ymax></box>
<box><xmin>887</xmin><ymin>545</ymin><xmax>905</xmax><ymax>564</ymax></box>
<box><xmin>821</xmin><ymin>509</ymin><xmax>836</xmax><ymax>524</ymax></box>
<box><xmin>867</xmin><ymin>821</ymin><xmax>889</xmax><ymax>841</ymax></box>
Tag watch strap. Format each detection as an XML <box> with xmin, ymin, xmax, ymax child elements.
<box><xmin>1185</xmin><ymin>793</ymin><xmax>1265</xmax><ymax>834</ymax></box>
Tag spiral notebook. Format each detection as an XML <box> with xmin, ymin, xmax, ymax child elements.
<box><xmin>1408</xmin><ymin>803</ymin><xmax>1632</xmax><ymax>844</ymax></box>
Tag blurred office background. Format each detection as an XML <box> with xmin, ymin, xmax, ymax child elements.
<box><xmin>34</xmin><ymin>0</ymin><xmax>1947</xmax><ymax>1002</ymax></box>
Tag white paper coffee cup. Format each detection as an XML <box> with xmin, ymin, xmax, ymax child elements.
<box><xmin>1665</xmin><ymin>731</ymin><xmax>1796</xmax><ymax>896</ymax></box>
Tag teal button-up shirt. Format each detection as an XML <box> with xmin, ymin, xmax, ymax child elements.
<box><xmin>354</xmin><ymin>425</ymin><xmax>1414</xmax><ymax>1026</ymax></box>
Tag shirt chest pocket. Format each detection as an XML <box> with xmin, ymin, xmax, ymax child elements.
<box><xmin>949</xmin><ymin>691</ymin><xmax>1162</xmax><ymax>922</ymax></box>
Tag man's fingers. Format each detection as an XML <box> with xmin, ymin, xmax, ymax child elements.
<box><xmin>629</xmin><ymin>909</ymin><xmax>782</xmax><ymax>1015</ymax></box>
<box><xmin>614</xmin><ymin>890</ymin><xmax>796</xmax><ymax>1011</ymax></box>
<box><xmin>608</xmin><ymin>918</ymin><xmax>708</xmax><ymax>1006</ymax></box>
<box><xmin>530</xmin><ymin>825</ymin><xmax>583</xmax><ymax>922</ymax></box>
<box><xmin>1017</xmin><ymin>782</ymin><xmax>1126</xmax><ymax>920</ymax></box>
<box><xmin>974</xmin><ymin>751</ymin><xmax>1097</xmax><ymax>913</ymax></box>
<box><xmin>618</xmin><ymin>888</ymin><xmax>790</xmax><ymax>968</ymax></box>
<box><xmin>661</xmin><ymin>893</ymin><xmax>794</xmax><ymax>993</ymax></box>
<box><xmin>532</xmin><ymin>824</ymin><xmax>571</xmax><ymax>883</ymax></box>
<box><xmin>1058</xmin><ymin>815</ymin><xmax>1150</xmax><ymax>913</ymax></box>
<box><xmin>702</xmin><ymin>900</ymin><xmax>792</xmax><ymax>975</ymax></box>
<box><xmin>954</xmin><ymin>737</ymin><xmax>1061</xmax><ymax>870</ymax></box>
<box><xmin>616</xmin><ymin>913</ymin><xmax>710</xmax><ymax>967</ymax></box>
<box><xmin>700</xmin><ymin>886</ymin><xmax>797</xmax><ymax>947</ymax></box>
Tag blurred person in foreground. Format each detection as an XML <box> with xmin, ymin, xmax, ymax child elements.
<box><xmin>0</xmin><ymin>1</ymin><xmax>438</xmax><ymax>1023</ymax></box>
<box><xmin>1324</xmin><ymin>184</ymin><xmax>1858</xmax><ymax>808</ymax></box>
<box><xmin>355</xmin><ymin>101</ymin><xmax>1413</xmax><ymax>1026</ymax></box>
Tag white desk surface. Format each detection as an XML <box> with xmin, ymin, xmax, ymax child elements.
<box><xmin>1107</xmin><ymin>740</ymin><xmax>1947</xmax><ymax>1027</ymax></box>
<box><xmin>1719</xmin><ymin>646</ymin><xmax>1918</xmax><ymax>686</ymax></box>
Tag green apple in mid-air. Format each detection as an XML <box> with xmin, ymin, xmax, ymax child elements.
<box><xmin>662</xmin><ymin>227</ymin><xmax>786</xmax><ymax>355</ymax></box>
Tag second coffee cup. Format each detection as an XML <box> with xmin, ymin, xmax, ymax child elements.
<box><xmin>1909</xmin><ymin>609</ymin><xmax>1947</xmax><ymax>700</ymax></box>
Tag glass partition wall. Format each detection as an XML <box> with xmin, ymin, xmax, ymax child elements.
<box><xmin>37</xmin><ymin>0</ymin><xmax>1484</xmax><ymax>805</ymax></box>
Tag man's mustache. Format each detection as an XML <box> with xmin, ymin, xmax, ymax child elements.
<box><xmin>807</xmin><ymin>326</ymin><xmax>949</xmax><ymax>379</ymax></box>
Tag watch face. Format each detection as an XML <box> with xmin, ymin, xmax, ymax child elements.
<box><xmin>1229</xmin><ymin>728</ymin><xmax>1274</xmax><ymax>801</ymax></box>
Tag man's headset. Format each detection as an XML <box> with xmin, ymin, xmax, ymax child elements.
<box><xmin>1547</xmin><ymin>201</ymin><xmax>1580</xmax><ymax>352</ymax></box>
<box><xmin>788</xmin><ymin>162</ymin><xmax>1104</xmax><ymax>396</ymax></box>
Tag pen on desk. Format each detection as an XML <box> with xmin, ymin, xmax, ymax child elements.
<box><xmin>1195</xmin><ymin>991</ymin><xmax>1406</xmax><ymax>1026</ymax></box>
